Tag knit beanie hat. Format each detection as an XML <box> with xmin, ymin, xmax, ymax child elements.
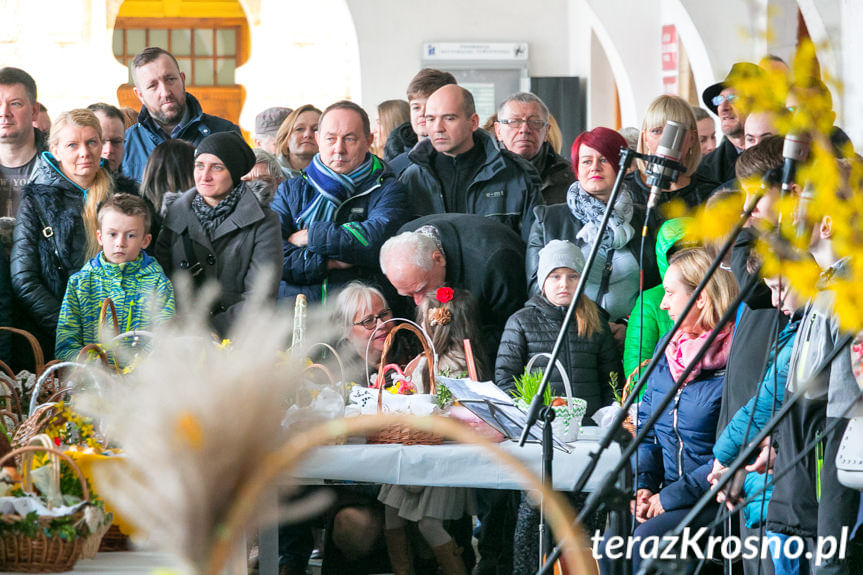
<box><xmin>537</xmin><ymin>239</ymin><xmax>585</xmax><ymax>292</ymax></box>
<box><xmin>195</xmin><ymin>131</ymin><xmax>256</xmax><ymax>186</ymax></box>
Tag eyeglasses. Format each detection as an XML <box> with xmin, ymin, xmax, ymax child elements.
<box><xmin>711</xmin><ymin>93</ymin><xmax>737</xmax><ymax>107</ymax></box>
<box><xmin>353</xmin><ymin>308</ymin><xmax>393</xmax><ymax>330</ymax></box>
<box><xmin>497</xmin><ymin>118</ymin><xmax>547</xmax><ymax>130</ymax></box>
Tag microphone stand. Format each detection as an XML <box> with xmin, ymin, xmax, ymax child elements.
<box><xmin>517</xmin><ymin>147</ymin><xmax>635</xmax><ymax>572</ymax></box>
<box><xmin>536</xmin><ymin>193</ymin><xmax>766</xmax><ymax>575</ymax></box>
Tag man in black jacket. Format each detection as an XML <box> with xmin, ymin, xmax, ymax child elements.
<box><xmin>494</xmin><ymin>92</ymin><xmax>573</xmax><ymax>205</ymax></box>
<box><xmin>381</xmin><ymin>213</ymin><xmax>526</xmax><ymax>363</ymax></box>
<box><xmin>400</xmin><ymin>85</ymin><xmax>543</xmax><ymax>243</ymax></box>
<box><xmin>695</xmin><ymin>62</ymin><xmax>763</xmax><ymax>186</ymax></box>
<box><xmin>381</xmin><ymin>214</ymin><xmax>528</xmax><ymax>575</ymax></box>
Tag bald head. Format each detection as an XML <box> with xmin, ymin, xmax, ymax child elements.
<box><xmin>424</xmin><ymin>85</ymin><xmax>479</xmax><ymax>156</ymax></box>
<box><xmin>744</xmin><ymin>112</ymin><xmax>777</xmax><ymax>149</ymax></box>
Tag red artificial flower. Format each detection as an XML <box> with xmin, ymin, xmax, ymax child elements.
<box><xmin>53</xmin><ymin>436</ymin><xmax>61</xmax><ymax>447</ymax></box>
<box><xmin>436</xmin><ymin>287</ymin><xmax>454</xmax><ymax>304</ymax></box>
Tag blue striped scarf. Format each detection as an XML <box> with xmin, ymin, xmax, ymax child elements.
<box><xmin>295</xmin><ymin>153</ymin><xmax>381</xmax><ymax>229</ymax></box>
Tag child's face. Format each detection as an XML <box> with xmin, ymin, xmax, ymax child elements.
<box><xmin>96</xmin><ymin>208</ymin><xmax>151</xmax><ymax>264</ymax></box>
<box><xmin>746</xmin><ymin>185</ymin><xmax>779</xmax><ymax>227</ymax></box>
<box><xmin>543</xmin><ymin>267</ymin><xmax>579</xmax><ymax>307</ymax></box>
<box><xmin>764</xmin><ymin>276</ymin><xmax>803</xmax><ymax>317</ymax></box>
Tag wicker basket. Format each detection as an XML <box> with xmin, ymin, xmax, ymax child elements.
<box><xmin>0</xmin><ymin>445</ymin><xmax>93</xmax><ymax>573</ymax></box>
<box><xmin>621</xmin><ymin>359</ymin><xmax>650</xmax><ymax>436</ymax></box>
<box><xmin>366</xmin><ymin>322</ymin><xmax>443</xmax><ymax>446</ymax></box>
<box><xmin>0</xmin><ymin>326</ymin><xmax>47</xmax><ymax>416</ymax></box>
<box><xmin>11</xmin><ymin>404</ymin><xmax>63</xmax><ymax>452</ymax></box>
<box><xmin>97</xmin><ymin>524</ymin><xmax>131</xmax><ymax>552</ymax></box>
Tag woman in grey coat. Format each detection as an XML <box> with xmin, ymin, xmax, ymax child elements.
<box><xmin>155</xmin><ymin>131</ymin><xmax>281</xmax><ymax>337</ymax></box>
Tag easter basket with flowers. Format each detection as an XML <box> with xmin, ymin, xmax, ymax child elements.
<box><xmin>0</xmin><ymin>444</ymin><xmax>106</xmax><ymax>572</ymax></box>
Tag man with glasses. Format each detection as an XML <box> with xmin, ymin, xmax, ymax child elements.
<box><xmin>494</xmin><ymin>92</ymin><xmax>573</xmax><ymax>205</ymax></box>
<box><xmin>400</xmin><ymin>84</ymin><xmax>543</xmax><ymax>243</ymax></box>
<box><xmin>696</xmin><ymin>62</ymin><xmax>763</xmax><ymax>186</ymax></box>
<box><xmin>88</xmin><ymin>103</ymin><xmax>139</xmax><ymax>196</ymax></box>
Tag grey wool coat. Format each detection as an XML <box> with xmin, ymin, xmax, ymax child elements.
<box><xmin>155</xmin><ymin>184</ymin><xmax>282</xmax><ymax>336</ymax></box>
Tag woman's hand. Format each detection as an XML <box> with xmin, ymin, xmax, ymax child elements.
<box><xmin>632</xmin><ymin>488</ymin><xmax>652</xmax><ymax>522</ymax></box>
<box><xmin>645</xmin><ymin>493</ymin><xmax>665</xmax><ymax>519</ymax></box>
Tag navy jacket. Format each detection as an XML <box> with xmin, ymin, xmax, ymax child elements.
<box><xmin>637</xmin><ymin>345</ymin><xmax>725</xmax><ymax>512</ymax></box>
<box><xmin>270</xmin><ymin>161</ymin><xmax>412</xmax><ymax>301</ymax></box>
<box><xmin>122</xmin><ymin>93</ymin><xmax>240</xmax><ymax>182</ymax></box>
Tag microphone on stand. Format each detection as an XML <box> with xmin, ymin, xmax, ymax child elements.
<box><xmin>781</xmin><ymin>132</ymin><xmax>810</xmax><ymax>194</ymax></box>
<box><xmin>645</xmin><ymin>120</ymin><xmax>688</xmax><ymax>209</ymax></box>
<box><xmin>780</xmin><ymin>132</ymin><xmax>811</xmax><ymax>237</ymax></box>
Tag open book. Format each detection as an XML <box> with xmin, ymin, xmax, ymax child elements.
<box><xmin>438</xmin><ymin>377</ymin><xmax>573</xmax><ymax>453</ymax></box>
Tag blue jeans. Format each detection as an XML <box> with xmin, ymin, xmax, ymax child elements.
<box><xmin>765</xmin><ymin>531</ymin><xmax>811</xmax><ymax>575</ymax></box>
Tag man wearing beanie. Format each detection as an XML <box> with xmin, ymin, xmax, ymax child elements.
<box><xmin>155</xmin><ymin>130</ymin><xmax>282</xmax><ymax>336</ymax></box>
<box><xmin>270</xmin><ymin>100</ymin><xmax>412</xmax><ymax>303</ymax></box>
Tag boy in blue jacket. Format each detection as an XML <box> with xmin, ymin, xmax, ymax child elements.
<box><xmin>708</xmin><ymin>270</ymin><xmax>804</xmax><ymax>530</ymax></box>
<box><xmin>55</xmin><ymin>194</ymin><xmax>174</xmax><ymax>362</ymax></box>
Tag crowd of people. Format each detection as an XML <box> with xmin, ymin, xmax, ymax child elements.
<box><xmin>0</xmin><ymin>43</ymin><xmax>861</xmax><ymax>575</ymax></box>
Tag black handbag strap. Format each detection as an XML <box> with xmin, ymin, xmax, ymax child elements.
<box><xmin>180</xmin><ymin>232</ymin><xmax>205</xmax><ymax>285</ymax></box>
<box><xmin>597</xmin><ymin>248</ymin><xmax>615</xmax><ymax>303</ymax></box>
<box><xmin>31</xmin><ymin>202</ymin><xmax>67</xmax><ymax>279</ymax></box>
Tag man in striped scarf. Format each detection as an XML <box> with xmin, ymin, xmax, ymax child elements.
<box><xmin>271</xmin><ymin>100</ymin><xmax>413</xmax><ymax>303</ymax></box>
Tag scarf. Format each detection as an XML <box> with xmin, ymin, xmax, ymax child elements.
<box><xmin>192</xmin><ymin>183</ymin><xmax>244</xmax><ymax>239</ymax></box>
<box><xmin>295</xmin><ymin>153</ymin><xmax>381</xmax><ymax>229</ymax></box>
<box><xmin>665</xmin><ymin>323</ymin><xmax>733</xmax><ymax>384</ymax></box>
<box><xmin>566</xmin><ymin>181</ymin><xmax>635</xmax><ymax>251</ymax></box>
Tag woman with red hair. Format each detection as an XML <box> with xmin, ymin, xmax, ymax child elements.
<box><xmin>526</xmin><ymin>126</ymin><xmax>661</xmax><ymax>346</ymax></box>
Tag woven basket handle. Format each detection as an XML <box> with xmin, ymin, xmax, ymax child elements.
<box><xmin>76</xmin><ymin>344</ymin><xmax>113</xmax><ymax>369</ymax></box>
<box><xmin>304</xmin><ymin>342</ymin><xmax>345</xmax><ymax>384</ymax></box>
<box><xmin>99</xmin><ymin>298</ymin><xmax>120</xmax><ymax>341</ymax></box>
<box><xmin>0</xmin><ymin>444</ymin><xmax>90</xmax><ymax>503</ymax></box>
<box><xmin>0</xmin><ymin>327</ymin><xmax>44</xmax><ymax>376</ymax></box>
<box><xmin>0</xmin><ymin>369</ymin><xmax>22</xmax><ymax>420</ymax></box>
<box><xmin>303</xmin><ymin>363</ymin><xmax>335</xmax><ymax>386</ymax></box>
<box><xmin>623</xmin><ymin>358</ymin><xmax>652</xmax><ymax>401</ymax></box>
<box><xmin>376</xmin><ymin>322</ymin><xmax>436</xmax><ymax>412</ymax></box>
<box><xmin>525</xmin><ymin>353</ymin><xmax>574</xmax><ymax>408</ymax></box>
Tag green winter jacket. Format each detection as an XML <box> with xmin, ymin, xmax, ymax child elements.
<box><xmin>55</xmin><ymin>251</ymin><xmax>175</xmax><ymax>362</ymax></box>
<box><xmin>622</xmin><ymin>218</ymin><xmax>692</xmax><ymax>389</ymax></box>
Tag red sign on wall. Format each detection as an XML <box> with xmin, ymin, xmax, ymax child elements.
<box><xmin>661</xmin><ymin>24</ymin><xmax>678</xmax><ymax>72</ymax></box>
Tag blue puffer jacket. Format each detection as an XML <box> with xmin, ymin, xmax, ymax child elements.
<box><xmin>270</xmin><ymin>158</ymin><xmax>413</xmax><ymax>301</ymax></box>
<box><xmin>637</xmin><ymin>346</ymin><xmax>726</xmax><ymax>512</ymax></box>
<box><xmin>713</xmin><ymin>315</ymin><xmax>800</xmax><ymax>527</ymax></box>
<box><xmin>122</xmin><ymin>93</ymin><xmax>240</xmax><ymax>182</ymax></box>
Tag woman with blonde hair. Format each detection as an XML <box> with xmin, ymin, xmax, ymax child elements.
<box><xmin>274</xmin><ymin>104</ymin><xmax>322</xmax><ymax>179</ymax></box>
<box><xmin>598</xmin><ymin>247</ymin><xmax>737</xmax><ymax>575</ymax></box>
<box><xmin>625</xmin><ymin>94</ymin><xmax>717</xmax><ymax>211</ymax></box>
<box><xmin>372</xmin><ymin>99</ymin><xmax>409</xmax><ymax>158</ymax></box>
<box><xmin>11</xmin><ymin>108</ymin><xmax>115</xmax><ymax>355</ymax></box>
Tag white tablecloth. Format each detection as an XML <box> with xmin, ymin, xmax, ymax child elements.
<box><xmin>3</xmin><ymin>552</ymin><xmax>183</xmax><ymax>574</ymax></box>
<box><xmin>291</xmin><ymin>426</ymin><xmax>621</xmax><ymax>491</ymax></box>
